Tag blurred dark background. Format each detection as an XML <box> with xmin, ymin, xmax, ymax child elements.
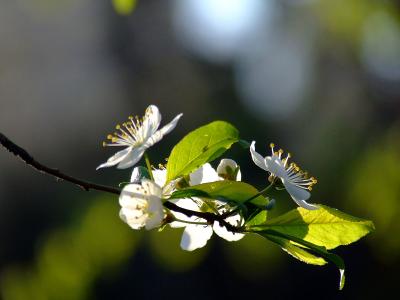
<box><xmin>1</xmin><ymin>0</ymin><xmax>399</xmax><ymax>299</ymax></box>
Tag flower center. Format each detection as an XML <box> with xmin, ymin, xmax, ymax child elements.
<box><xmin>102</xmin><ymin>115</ymin><xmax>145</xmax><ymax>148</ymax></box>
<box><xmin>269</xmin><ymin>143</ymin><xmax>317</xmax><ymax>191</ymax></box>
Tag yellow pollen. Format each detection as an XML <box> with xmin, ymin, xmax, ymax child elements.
<box><xmin>278</xmin><ymin>149</ymin><xmax>284</xmax><ymax>154</ymax></box>
<box><xmin>102</xmin><ymin>141</ymin><xmax>107</xmax><ymax>147</ymax></box>
<box><xmin>287</xmin><ymin>153</ymin><xmax>291</xmax><ymax>158</ymax></box>
<box><xmin>270</xmin><ymin>143</ymin><xmax>275</xmax><ymax>148</ymax></box>
<box><xmin>116</xmin><ymin>124</ymin><xmax>121</xmax><ymax>130</ymax></box>
<box><xmin>107</xmin><ymin>134</ymin><xmax>113</xmax><ymax>140</ymax></box>
<box><xmin>308</xmin><ymin>186</ymin><xmax>313</xmax><ymax>191</ymax></box>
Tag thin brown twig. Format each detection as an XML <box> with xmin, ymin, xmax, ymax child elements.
<box><xmin>0</xmin><ymin>132</ymin><xmax>120</xmax><ymax>195</ymax></box>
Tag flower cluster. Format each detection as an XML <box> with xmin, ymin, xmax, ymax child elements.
<box><xmin>97</xmin><ymin>105</ymin><xmax>319</xmax><ymax>251</ymax></box>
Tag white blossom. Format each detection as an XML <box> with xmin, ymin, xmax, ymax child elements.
<box><xmin>119</xmin><ymin>179</ymin><xmax>165</xmax><ymax>230</ymax></box>
<box><xmin>170</xmin><ymin>160</ymin><xmax>244</xmax><ymax>251</ymax></box>
<box><xmin>97</xmin><ymin>105</ymin><xmax>182</xmax><ymax>170</ymax></box>
<box><xmin>250</xmin><ymin>141</ymin><xmax>318</xmax><ymax>210</ymax></box>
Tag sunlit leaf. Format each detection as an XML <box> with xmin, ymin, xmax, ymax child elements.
<box><xmin>258</xmin><ymin>229</ymin><xmax>346</xmax><ymax>290</ymax></box>
<box><xmin>246</xmin><ymin>210</ymin><xmax>267</xmax><ymax>226</ymax></box>
<box><xmin>251</xmin><ymin>205</ymin><xmax>374</xmax><ymax>250</ymax></box>
<box><xmin>166</xmin><ymin>121</ymin><xmax>239</xmax><ymax>182</ymax></box>
<box><xmin>171</xmin><ymin>181</ymin><xmax>266</xmax><ymax>205</ymax></box>
<box><xmin>266</xmin><ymin>235</ymin><xmax>327</xmax><ymax>266</ymax></box>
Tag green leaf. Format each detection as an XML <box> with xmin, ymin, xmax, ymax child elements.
<box><xmin>166</xmin><ymin>121</ymin><xmax>239</xmax><ymax>182</ymax></box>
<box><xmin>174</xmin><ymin>181</ymin><xmax>267</xmax><ymax>206</ymax></box>
<box><xmin>169</xmin><ymin>181</ymin><xmax>268</xmax><ymax>222</ymax></box>
<box><xmin>266</xmin><ymin>235</ymin><xmax>327</xmax><ymax>266</ymax></box>
<box><xmin>251</xmin><ymin>205</ymin><xmax>375</xmax><ymax>250</ymax></box>
<box><xmin>258</xmin><ymin>229</ymin><xmax>346</xmax><ymax>290</ymax></box>
<box><xmin>169</xmin><ymin>189</ymin><xmax>211</xmax><ymax>200</ymax></box>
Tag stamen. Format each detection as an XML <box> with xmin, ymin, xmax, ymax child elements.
<box><xmin>270</xmin><ymin>143</ymin><xmax>275</xmax><ymax>155</ymax></box>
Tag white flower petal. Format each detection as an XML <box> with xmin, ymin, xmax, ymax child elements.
<box><xmin>283</xmin><ymin>181</ymin><xmax>318</xmax><ymax>210</ymax></box>
<box><xmin>119</xmin><ymin>181</ymin><xmax>165</xmax><ymax>230</ymax></box>
<box><xmin>190</xmin><ymin>163</ymin><xmax>220</xmax><ymax>185</ymax></box>
<box><xmin>145</xmin><ymin>209</ymin><xmax>164</xmax><ymax>230</ymax></box>
<box><xmin>217</xmin><ymin>159</ymin><xmax>241</xmax><ymax>181</ymax></box>
<box><xmin>213</xmin><ymin>214</ymin><xmax>244</xmax><ymax>242</ymax></box>
<box><xmin>145</xmin><ymin>105</ymin><xmax>162</xmax><ymax>133</ymax></box>
<box><xmin>250</xmin><ymin>141</ymin><xmax>268</xmax><ymax>171</ymax></box>
<box><xmin>180</xmin><ymin>224</ymin><xmax>213</xmax><ymax>251</ymax></box>
<box><xmin>152</xmin><ymin>169</ymin><xmax>167</xmax><ymax>187</ymax></box>
<box><xmin>265</xmin><ymin>157</ymin><xmax>287</xmax><ymax>178</ymax></box>
<box><xmin>116</xmin><ymin>146</ymin><xmax>147</xmax><ymax>169</ymax></box>
<box><xmin>144</xmin><ymin>113</ymin><xmax>183</xmax><ymax>148</ymax></box>
<box><xmin>96</xmin><ymin>147</ymin><xmax>132</xmax><ymax>170</ymax></box>
<box><xmin>119</xmin><ymin>184</ymin><xmax>146</xmax><ymax>208</ymax></box>
<box><xmin>130</xmin><ymin>167</ymin><xmax>141</xmax><ymax>183</ymax></box>
<box><xmin>169</xmin><ymin>199</ymin><xmax>203</xmax><ymax>227</ymax></box>
<box><xmin>141</xmin><ymin>179</ymin><xmax>163</xmax><ymax>198</ymax></box>
<box><xmin>158</xmin><ymin>113</ymin><xmax>183</xmax><ymax>136</ymax></box>
<box><xmin>119</xmin><ymin>208</ymin><xmax>146</xmax><ymax>230</ymax></box>
<box><xmin>138</xmin><ymin>105</ymin><xmax>162</xmax><ymax>141</ymax></box>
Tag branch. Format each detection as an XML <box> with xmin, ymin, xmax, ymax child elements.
<box><xmin>164</xmin><ymin>201</ymin><xmax>242</xmax><ymax>233</ymax></box>
<box><xmin>0</xmin><ymin>132</ymin><xmax>243</xmax><ymax>233</ymax></box>
<box><xmin>0</xmin><ymin>132</ymin><xmax>120</xmax><ymax>195</ymax></box>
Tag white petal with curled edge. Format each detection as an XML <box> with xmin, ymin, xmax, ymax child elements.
<box><xmin>146</xmin><ymin>105</ymin><xmax>162</xmax><ymax>133</ymax></box>
<box><xmin>140</xmin><ymin>105</ymin><xmax>162</xmax><ymax>140</ymax></box>
<box><xmin>180</xmin><ymin>224</ymin><xmax>213</xmax><ymax>251</ymax></box>
<box><xmin>217</xmin><ymin>159</ymin><xmax>241</xmax><ymax>181</ymax></box>
<box><xmin>283</xmin><ymin>181</ymin><xmax>318</xmax><ymax>210</ymax></box>
<box><xmin>159</xmin><ymin>113</ymin><xmax>183</xmax><ymax>136</ymax></box>
<box><xmin>213</xmin><ymin>214</ymin><xmax>244</xmax><ymax>242</ymax></box>
<box><xmin>96</xmin><ymin>147</ymin><xmax>132</xmax><ymax>170</ymax></box>
<box><xmin>189</xmin><ymin>163</ymin><xmax>219</xmax><ymax>185</ymax></box>
<box><xmin>116</xmin><ymin>146</ymin><xmax>147</xmax><ymax>169</ymax></box>
<box><xmin>250</xmin><ymin>141</ymin><xmax>268</xmax><ymax>171</ymax></box>
<box><xmin>144</xmin><ymin>113</ymin><xmax>183</xmax><ymax>148</ymax></box>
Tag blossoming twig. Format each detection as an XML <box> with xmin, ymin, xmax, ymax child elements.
<box><xmin>0</xmin><ymin>132</ymin><xmax>242</xmax><ymax>233</ymax></box>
